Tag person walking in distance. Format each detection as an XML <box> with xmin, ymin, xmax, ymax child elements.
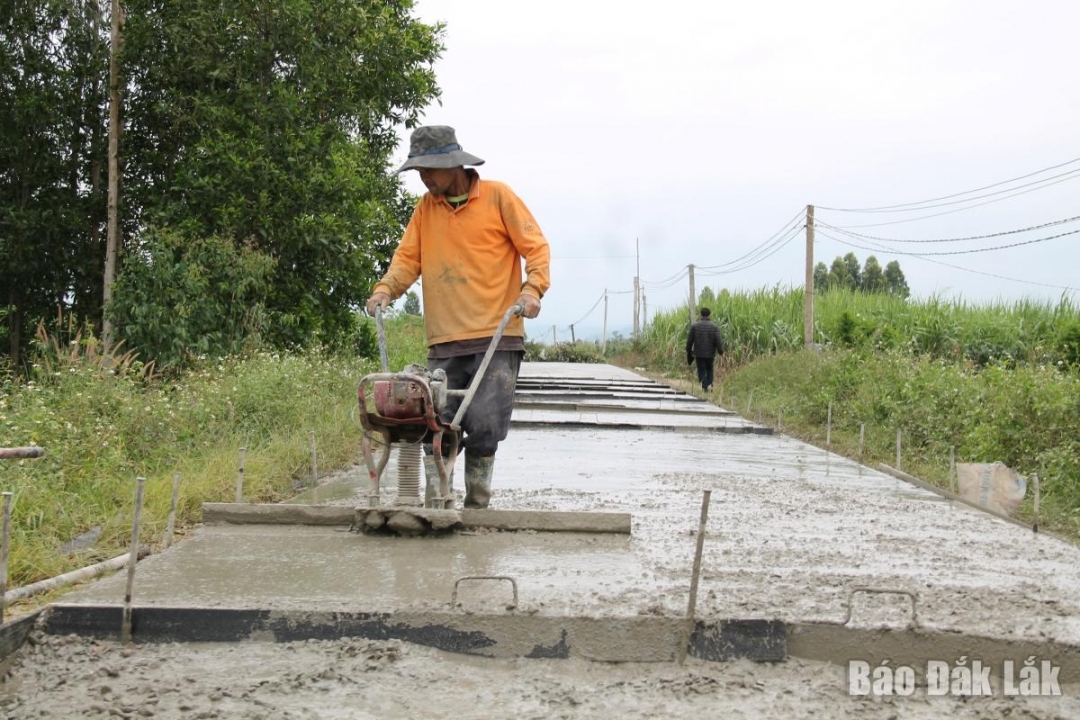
<box><xmin>365</xmin><ymin>125</ymin><xmax>551</xmax><ymax>509</ymax></box>
<box><xmin>686</xmin><ymin>307</ymin><xmax>725</xmax><ymax>392</ymax></box>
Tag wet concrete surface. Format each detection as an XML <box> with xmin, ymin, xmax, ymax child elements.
<box><xmin>61</xmin><ymin>362</ymin><xmax>1080</xmax><ymax>650</ymax></box>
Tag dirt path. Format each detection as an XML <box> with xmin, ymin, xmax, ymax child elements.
<box><xmin>2</xmin><ymin>632</ymin><xmax>1076</xmax><ymax>719</ymax></box>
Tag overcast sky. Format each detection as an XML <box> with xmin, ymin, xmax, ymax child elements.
<box><xmin>389</xmin><ymin>0</ymin><xmax>1080</xmax><ymax>341</ymax></box>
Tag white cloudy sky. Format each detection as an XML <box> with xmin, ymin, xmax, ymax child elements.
<box><xmin>389</xmin><ymin>0</ymin><xmax>1080</xmax><ymax>341</ymax></box>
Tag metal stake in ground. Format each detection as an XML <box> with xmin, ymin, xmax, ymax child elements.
<box><xmin>949</xmin><ymin>446</ymin><xmax>957</xmax><ymax>496</ymax></box>
<box><xmin>0</xmin><ymin>491</ymin><xmax>11</xmax><ymax>624</ymax></box>
<box><xmin>678</xmin><ymin>489</ymin><xmax>712</xmax><ymax>666</ymax></box>
<box><xmin>235</xmin><ymin>446</ymin><xmax>246</xmax><ymax>504</ymax></box>
<box><xmin>121</xmin><ymin>476</ymin><xmax>146</xmax><ymax>644</ymax></box>
<box><xmin>1033</xmin><ymin>472</ymin><xmax>1041</xmax><ymax>534</ymax></box>
<box><xmin>165</xmin><ymin>471</ymin><xmax>180</xmax><ymax>549</ymax></box>
<box><xmin>895</xmin><ymin>429</ymin><xmax>902</xmax><ymax>472</ymax></box>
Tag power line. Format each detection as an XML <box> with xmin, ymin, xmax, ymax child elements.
<box><xmin>640</xmin><ymin>266</ymin><xmax>689</xmax><ymax>289</ymax></box>
<box><xmin>911</xmin><ymin>257</ymin><xmax>1079</xmax><ymax>296</ymax></box>
<box><xmin>817</xmin><ymin>214</ymin><xmax>1080</xmax><ymax>244</ymax></box>
<box><xmin>817</xmin><ymin>230</ymin><xmax>1079</xmax><ymax>295</ymax></box>
<box><xmin>566</xmin><ymin>291</ymin><xmax>606</xmax><ymax>328</ymax></box>
<box><xmin>818</xmin><ymin>157</ymin><xmax>1080</xmax><ymax>212</ymax></box>
<box><xmin>816</xmin><ymin>227</ymin><xmax>1080</xmax><ymax>257</ymax></box>
<box><xmin>696</xmin><ymin>207</ymin><xmax>806</xmax><ymax>271</ymax></box>
<box><xmin>697</xmin><ymin>222</ymin><xmax>805</xmax><ymax>276</ymax></box>
<box><xmin>821</xmin><ymin>171</ymin><xmax>1080</xmax><ymax>229</ymax></box>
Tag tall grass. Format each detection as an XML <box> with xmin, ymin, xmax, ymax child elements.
<box><xmin>0</xmin><ymin>313</ymin><xmax>430</xmax><ymax>589</ymax></box>
<box><xmin>641</xmin><ymin>285</ymin><xmax>1080</xmax><ymax>369</ymax></box>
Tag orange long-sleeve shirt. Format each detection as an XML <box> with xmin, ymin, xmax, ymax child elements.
<box><xmin>373</xmin><ymin>171</ymin><xmax>551</xmax><ymax>347</ymax></box>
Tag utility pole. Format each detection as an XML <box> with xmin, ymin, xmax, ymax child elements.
<box><xmin>602</xmin><ymin>290</ymin><xmax>608</xmax><ymax>354</ymax></box>
<box><xmin>688</xmin><ymin>264</ymin><xmax>696</xmax><ymax>322</ymax></box>
<box><xmin>642</xmin><ymin>292</ymin><xmax>647</xmax><ymax>332</ymax></box>
<box><xmin>551</xmin><ymin>325</ymin><xmax>557</xmax><ymax>346</ymax></box>
<box><xmin>804</xmin><ymin>205</ymin><xmax>815</xmax><ymax>348</ymax></box>
<box><xmin>570</xmin><ymin>324</ymin><xmax>575</xmax><ymax>343</ymax></box>
<box><xmin>633</xmin><ymin>238</ymin><xmax>640</xmax><ymax>341</ymax></box>
<box><xmin>103</xmin><ymin>0</ymin><xmax>124</xmax><ymax>353</ymax></box>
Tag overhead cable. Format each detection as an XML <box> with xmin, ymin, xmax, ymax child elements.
<box><xmin>817</xmin><ymin>215</ymin><xmax>1080</xmax><ymax>244</ymax></box>
<box><xmin>696</xmin><ymin>207</ymin><xmax>806</xmax><ymax>271</ymax></box>
<box><xmin>697</xmin><ymin>222</ymin><xmax>805</xmax><ymax>276</ymax></box>
<box><xmin>816</xmin><ymin>227</ymin><xmax>1080</xmax><ymax>257</ymax></box>
<box><xmin>818</xmin><ymin>157</ymin><xmax>1080</xmax><ymax>212</ymax></box>
<box><xmin>822</xmin><ymin>171</ymin><xmax>1080</xmax><ymax>229</ymax></box>
<box><xmin>818</xmin><ymin>231</ymin><xmax>1078</xmax><ymax>295</ymax></box>
<box><xmin>566</xmin><ymin>291</ymin><xmax>607</xmax><ymax>328</ymax></box>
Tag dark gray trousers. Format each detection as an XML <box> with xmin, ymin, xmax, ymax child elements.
<box><xmin>695</xmin><ymin>357</ymin><xmax>715</xmax><ymax>390</ymax></box>
<box><xmin>428</xmin><ymin>351</ymin><xmax>522</xmax><ymax>457</ymax></box>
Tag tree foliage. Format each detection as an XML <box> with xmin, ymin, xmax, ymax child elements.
<box><xmin>108</xmin><ymin>228</ymin><xmax>275</xmax><ymax>368</ymax></box>
<box><xmin>814</xmin><ymin>254</ymin><xmax>909</xmax><ymax>297</ymax></box>
<box><xmin>1</xmin><ymin>0</ymin><xmax>109</xmax><ymax>369</ymax></box>
<box><xmin>402</xmin><ymin>290</ymin><xmax>421</xmax><ymax>316</ymax></box>
<box><xmin>2</xmin><ymin>0</ymin><xmax>443</xmax><ymax>370</ymax></box>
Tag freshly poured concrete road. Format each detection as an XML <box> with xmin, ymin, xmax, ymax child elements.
<box><xmin>65</xmin><ymin>363</ymin><xmax>1080</xmax><ymax>648</ymax></box>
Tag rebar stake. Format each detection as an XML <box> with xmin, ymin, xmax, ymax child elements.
<box><xmin>949</xmin><ymin>446</ymin><xmax>957</xmax><ymax>496</ymax></box>
<box><xmin>235</xmin><ymin>447</ymin><xmax>246</xmax><ymax>504</ymax></box>
<box><xmin>165</xmin><ymin>471</ymin><xmax>180</xmax><ymax>549</ymax></box>
<box><xmin>0</xmin><ymin>492</ymin><xmax>12</xmax><ymax>624</ymax></box>
<box><xmin>678</xmin><ymin>489</ymin><xmax>712</xmax><ymax>666</ymax></box>
<box><xmin>895</xmin><ymin>429</ymin><xmax>902</xmax><ymax>472</ymax></box>
<box><xmin>1033</xmin><ymin>472</ymin><xmax>1041</xmax><ymax>534</ymax></box>
<box><xmin>121</xmin><ymin>476</ymin><xmax>146</xmax><ymax>645</ymax></box>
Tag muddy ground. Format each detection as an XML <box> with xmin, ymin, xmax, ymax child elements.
<box><xmin>2</xmin><ymin>632</ymin><xmax>1077</xmax><ymax>719</ymax></box>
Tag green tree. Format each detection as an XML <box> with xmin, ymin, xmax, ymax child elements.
<box><xmin>402</xmin><ymin>290</ymin><xmax>421</xmax><ymax>316</ymax></box>
<box><xmin>842</xmin><ymin>252</ymin><xmax>861</xmax><ymax>290</ymax></box>
<box><xmin>884</xmin><ymin>260</ymin><xmax>910</xmax><ymax>298</ymax></box>
<box><xmin>116</xmin><ymin>0</ymin><xmax>443</xmax><ymax>353</ymax></box>
<box><xmin>862</xmin><ymin>256</ymin><xmax>886</xmax><ymax>293</ymax></box>
<box><xmin>828</xmin><ymin>257</ymin><xmax>852</xmax><ymax>289</ymax></box>
<box><xmin>813</xmin><ymin>262</ymin><xmax>830</xmax><ymax>291</ymax></box>
<box><xmin>0</xmin><ymin>0</ymin><xmax>109</xmax><ymax>368</ymax></box>
<box><xmin>108</xmin><ymin>228</ymin><xmax>275</xmax><ymax>369</ymax></box>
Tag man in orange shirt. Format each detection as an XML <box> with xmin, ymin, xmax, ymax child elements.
<box><xmin>365</xmin><ymin>126</ymin><xmax>550</xmax><ymax>509</ymax></box>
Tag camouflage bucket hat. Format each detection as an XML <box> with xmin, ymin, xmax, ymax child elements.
<box><xmin>395</xmin><ymin>125</ymin><xmax>485</xmax><ymax>173</ymax></box>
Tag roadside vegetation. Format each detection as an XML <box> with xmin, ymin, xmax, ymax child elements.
<box><xmin>607</xmin><ymin>286</ymin><xmax>1080</xmax><ymax>540</ymax></box>
<box><xmin>0</xmin><ymin>314</ymin><xmax>428</xmax><ymax>590</ymax></box>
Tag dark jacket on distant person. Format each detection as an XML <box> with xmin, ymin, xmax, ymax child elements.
<box><xmin>686</xmin><ymin>316</ymin><xmax>725</xmax><ymax>361</ymax></box>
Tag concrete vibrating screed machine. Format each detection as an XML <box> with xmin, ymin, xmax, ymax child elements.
<box><xmin>355</xmin><ymin>304</ymin><xmax>523</xmax><ymax>533</ymax></box>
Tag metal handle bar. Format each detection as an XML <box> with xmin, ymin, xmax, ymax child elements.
<box><xmin>451</xmin><ymin>575</ymin><xmax>519</xmax><ymax>609</ymax></box>
<box><xmin>373</xmin><ymin>306</ymin><xmax>390</xmax><ymax>373</ymax></box>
